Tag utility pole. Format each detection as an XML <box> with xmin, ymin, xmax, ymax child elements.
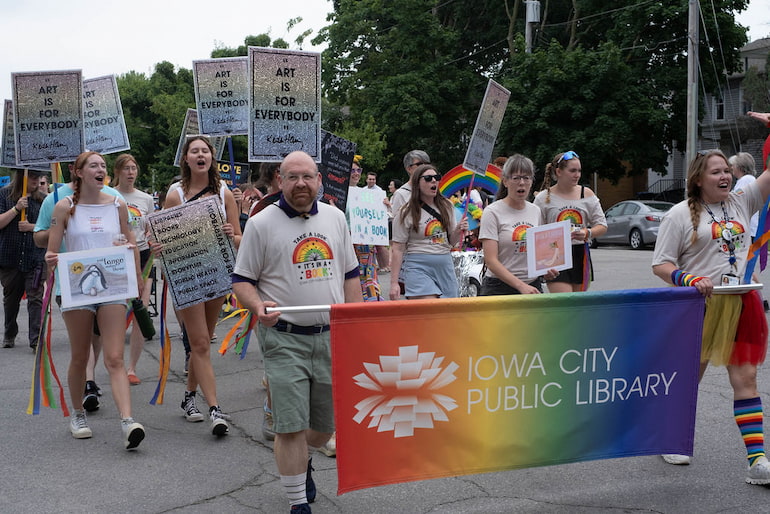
<box><xmin>686</xmin><ymin>0</ymin><xmax>699</xmax><ymax>169</ymax></box>
<box><xmin>525</xmin><ymin>1</ymin><xmax>541</xmax><ymax>54</ymax></box>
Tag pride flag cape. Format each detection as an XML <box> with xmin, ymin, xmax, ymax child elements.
<box><xmin>331</xmin><ymin>287</ymin><xmax>704</xmax><ymax>494</ymax></box>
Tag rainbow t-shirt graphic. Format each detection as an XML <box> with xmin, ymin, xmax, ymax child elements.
<box><xmin>293</xmin><ymin>236</ymin><xmax>335</xmax><ymax>281</ymax></box>
<box><xmin>556</xmin><ymin>208</ymin><xmax>583</xmax><ymax>226</ymax></box>
<box><xmin>424</xmin><ymin>219</ymin><xmax>447</xmax><ymax>245</ymax></box>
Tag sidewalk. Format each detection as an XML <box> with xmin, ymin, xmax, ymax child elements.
<box><xmin>1</xmin><ymin>248</ymin><xmax>769</xmax><ymax>512</ymax></box>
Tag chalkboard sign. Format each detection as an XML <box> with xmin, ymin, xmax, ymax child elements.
<box><xmin>318</xmin><ymin>130</ymin><xmax>356</xmax><ymax>212</ymax></box>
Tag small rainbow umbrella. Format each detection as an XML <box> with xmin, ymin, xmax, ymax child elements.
<box><xmin>438</xmin><ymin>164</ymin><xmax>502</xmax><ymax>197</ymax></box>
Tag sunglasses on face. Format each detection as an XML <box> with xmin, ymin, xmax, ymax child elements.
<box><xmin>421</xmin><ymin>174</ymin><xmax>441</xmax><ymax>182</ymax></box>
<box><xmin>409</xmin><ymin>161</ymin><xmax>427</xmax><ymax>168</ymax></box>
<box><xmin>557</xmin><ymin>151</ymin><xmax>580</xmax><ymax>164</ymax></box>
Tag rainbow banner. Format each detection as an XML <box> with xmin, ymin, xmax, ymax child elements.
<box><xmin>331</xmin><ymin>287</ymin><xmax>704</xmax><ymax>494</ymax></box>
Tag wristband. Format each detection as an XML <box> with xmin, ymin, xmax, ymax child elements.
<box><xmin>671</xmin><ymin>269</ymin><xmax>704</xmax><ymax>287</ymax></box>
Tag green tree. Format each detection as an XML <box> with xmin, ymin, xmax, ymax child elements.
<box><xmin>318</xmin><ymin>0</ymin><xmax>750</xmax><ymax>183</ymax></box>
<box><xmin>498</xmin><ymin>38</ymin><xmax>669</xmax><ymax>182</ymax></box>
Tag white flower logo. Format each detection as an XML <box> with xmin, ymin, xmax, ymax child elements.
<box><xmin>352</xmin><ymin>345</ymin><xmax>458</xmax><ymax>438</ymax></box>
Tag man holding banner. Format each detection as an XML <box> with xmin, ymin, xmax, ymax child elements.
<box><xmin>232</xmin><ymin>151</ymin><xmax>362</xmax><ymax>513</ymax></box>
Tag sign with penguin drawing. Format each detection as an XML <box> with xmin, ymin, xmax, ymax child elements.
<box><xmin>58</xmin><ymin>246</ymin><xmax>138</xmax><ymax>308</ymax></box>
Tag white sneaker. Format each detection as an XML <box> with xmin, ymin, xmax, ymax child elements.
<box><xmin>70</xmin><ymin>411</ymin><xmax>92</xmax><ymax>439</ymax></box>
<box><xmin>747</xmin><ymin>456</ymin><xmax>770</xmax><ymax>485</ymax></box>
<box><xmin>661</xmin><ymin>454</ymin><xmax>691</xmax><ymax>465</ymax></box>
<box><xmin>320</xmin><ymin>433</ymin><xmax>337</xmax><ymax>457</ymax></box>
<box><xmin>121</xmin><ymin>418</ymin><xmax>145</xmax><ymax>450</ymax></box>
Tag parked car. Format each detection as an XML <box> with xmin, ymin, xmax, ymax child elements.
<box><xmin>593</xmin><ymin>200</ymin><xmax>674</xmax><ymax>250</ymax></box>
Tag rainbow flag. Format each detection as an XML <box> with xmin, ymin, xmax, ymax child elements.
<box><xmin>438</xmin><ymin>163</ymin><xmax>502</xmax><ymax>197</ymax></box>
<box><xmin>331</xmin><ymin>287</ymin><xmax>704</xmax><ymax>494</ymax></box>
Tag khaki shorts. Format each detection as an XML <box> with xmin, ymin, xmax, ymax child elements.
<box><xmin>258</xmin><ymin>324</ymin><xmax>334</xmax><ymax>434</ymax></box>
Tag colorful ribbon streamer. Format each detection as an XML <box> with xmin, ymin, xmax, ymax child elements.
<box><xmin>149</xmin><ymin>280</ymin><xmax>172</xmax><ymax>405</ymax></box>
<box><xmin>27</xmin><ymin>270</ymin><xmax>69</xmax><ymax>416</ymax></box>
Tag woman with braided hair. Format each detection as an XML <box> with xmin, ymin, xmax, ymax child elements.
<box><xmin>45</xmin><ymin>151</ymin><xmax>146</xmax><ymax>450</ymax></box>
<box><xmin>533</xmin><ymin>151</ymin><xmax>607</xmax><ymax>292</ymax></box>
<box><xmin>652</xmin><ymin>148</ymin><xmax>770</xmax><ymax>484</ymax></box>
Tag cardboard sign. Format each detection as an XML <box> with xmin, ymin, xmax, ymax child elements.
<box><xmin>193</xmin><ymin>57</ymin><xmax>249</xmax><ymax>136</ymax></box>
<box><xmin>347</xmin><ymin>187</ymin><xmax>388</xmax><ymax>245</ymax></box>
<box><xmin>12</xmin><ymin>70</ymin><xmax>85</xmax><ymax>164</ymax></box>
<box><xmin>173</xmin><ymin>108</ymin><xmax>227</xmax><ymax>167</ymax></box>
<box><xmin>463</xmin><ymin>79</ymin><xmax>510</xmax><ymax>175</ymax></box>
<box><xmin>83</xmin><ymin>75</ymin><xmax>130</xmax><ymax>154</ymax></box>
<box><xmin>58</xmin><ymin>246</ymin><xmax>138</xmax><ymax>308</ymax></box>
<box><xmin>148</xmin><ymin>196</ymin><xmax>236</xmax><ymax>310</ymax></box>
<box><xmin>218</xmin><ymin>161</ymin><xmax>252</xmax><ymax>187</ymax></box>
<box><xmin>318</xmin><ymin>130</ymin><xmax>356</xmax><ymax>210</ymax></box>
<box><xmin>248</xmin><ymin>47</ymin><xmax>321</xmax><ymax>162</ymax></box>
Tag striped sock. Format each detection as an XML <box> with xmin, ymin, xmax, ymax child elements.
<box><xmin>734</xmin><ymin>397</ymin><xmax>766</xmax><ymax>466</ymax></box>
<box><xmin>280</xmin><ymin>472</ymin><xmax>307</xmax><ymax>507</ymax></box>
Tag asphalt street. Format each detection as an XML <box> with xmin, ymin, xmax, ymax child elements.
<box><xmin>2</xmin><ymin>246</ymin><xmax>770</xmax><ymax>513</ymax></box>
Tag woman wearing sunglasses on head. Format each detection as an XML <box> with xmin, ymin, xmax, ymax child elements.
<box><xmin>389</xmin><ymin>165</ymin><xmax>468</xmax><ymax>300</ymax></box>
<box><xmin>533</xmin><ymin>151</ymin><xmax>607</xmax><ymax>292</ymax></box>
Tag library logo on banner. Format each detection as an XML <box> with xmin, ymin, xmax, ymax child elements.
<box><xmin>352</xmin><ymin>345</ymin><xmax>458</xmax><ymax>438</ymax></box>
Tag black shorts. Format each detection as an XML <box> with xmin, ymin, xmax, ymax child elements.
<box><xmin>480</xmin><ymin>276</ymin><xmax>543</xmax><ymax>296</ymax></box>
<box><xmin>551</xmin><ymin>244</ymin><xmax>593</xmax><ymax>285</ymax></box>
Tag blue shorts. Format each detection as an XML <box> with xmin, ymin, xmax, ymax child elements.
<box><xmin>403</xmin><ymin>253</ymin><xmax>458</xmax><ymax>298</ymax></box>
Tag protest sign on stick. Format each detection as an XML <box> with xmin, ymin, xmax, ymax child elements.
<box><xmin>82</xmin><ymin>75</ymin><xmax>130</xmax><ymax>155</ymax></box>
<box><xmin>12</xmin><ymin>70</ymin><xmax>85</xmax><ymax>165</ymax></box>
<box><xmin>194</xmin><ymin>57</ymin><xmax>249</xmax><ymax>136</ymax></box>
<box><xmin>248</xmin><ymin>47</ymin><xmax>321</xmax><ymax>162</ymax></box>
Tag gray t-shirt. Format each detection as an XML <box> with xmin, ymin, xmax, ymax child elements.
<box><xmin>479</xmin><ymin>200</ymin><xmax>543</xmax><ymax>281</ymax></box>
<box><xmin>392</xmin><ymin>204</ymin><xmax>456</xmax><ymax>255</ymax></box>
<box><xmin>652</xmin><ymin>183</ymin><xmax>762</xmax><ymax>283</ymax></box>
<box><xmin>533</xmin><ymin>189</ymin><xmax>607</xmax><ymax>245</ymax></box>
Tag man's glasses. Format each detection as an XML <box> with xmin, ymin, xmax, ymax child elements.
<box><xmin>557</xmin><ymin>151</ymin><xmax>580</xmax><ymax>164</ymax></box>
<box><xmin>508</xmin><ymin>175</ymin><xmax>532</xmax><ymax>182</ymax></box>
<box><xmin>421</xmin><ymin>174</ymin><xmax>441</xmax><ymax>182</ymax></box>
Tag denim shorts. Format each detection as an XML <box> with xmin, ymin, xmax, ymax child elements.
<box><xmin>257</xmin><ymin>323</ymin><xmax>334</xmax><ymax>434</ymax></box>
<box><xmin>60</xmin><ymin>299</ymin><xmax>127</xmax><ymax>314</ymax></box>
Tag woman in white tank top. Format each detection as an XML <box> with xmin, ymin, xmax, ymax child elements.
<box><xmin>156</xmin><ymin>135</ymin><xmax>241</xmax><ymax>436</ymax></box>
<box><xmin>44</xmin><ymin>151</ymin><xmax>146</xmax><ymax>450</ymax></box>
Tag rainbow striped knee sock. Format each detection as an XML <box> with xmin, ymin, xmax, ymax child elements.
<box><xmin>734</xmin><ymin>397</ymin><xmax>766</xmax><ymax>466</ymax></box>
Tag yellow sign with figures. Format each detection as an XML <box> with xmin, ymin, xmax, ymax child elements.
<box><xmin>70</xmin><ymin>262</ymin><xmax>84</xmax><ymax>274</ymax></box>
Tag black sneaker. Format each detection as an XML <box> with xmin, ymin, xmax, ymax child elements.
<box><xmin>290</xmin><ymin>503</ymin><xmax>311</xmax><ymax>513</ymax></box>
<box><xmin>83</xmin><ymin>381</ymin><xmax>100</xmax><ymax>412</ymax></box>
<box><xmin>306</xmin><ymin>458</ymin><xmax>316</xmax><ymax>503</ymax></box>
<box><xmin>209</xmin><ymin>405</ymin><xmax>230</xmax><ymax>436</ymax></box>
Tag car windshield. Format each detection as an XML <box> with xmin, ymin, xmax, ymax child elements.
<box><xmin>645</xmin><ymin>202</ymin><xmax>673</xmax><ymax>212</ymax></box>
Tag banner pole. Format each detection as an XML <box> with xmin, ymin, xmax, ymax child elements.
<box><xmin>265</xmin><ymin>305</ymin><xmax>331</xmax><ymax>314</ymax></box>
